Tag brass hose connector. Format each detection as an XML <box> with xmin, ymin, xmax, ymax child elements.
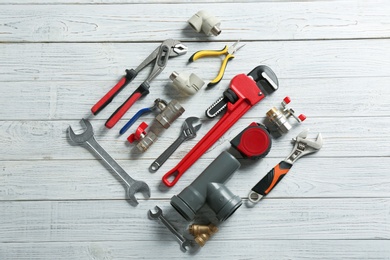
<box><xmin>189</xmin><ymin>224</ymin><xmax>218</xmax><ymax>247</ymax></box>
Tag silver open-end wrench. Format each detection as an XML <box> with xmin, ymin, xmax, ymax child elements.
<box><xmin>148</xmin><ymin>206</ymin><xmax>192</xmax><ymax>252</ymax></box>
<box><xmin>68</xmin><ymin>118</ymin><xmax>150</xmax><ymax>205</ymax></box>
<box><xmin>150</xmin><ymin>117</ymin><xmax>201</xmax><ymax>172</ymax></box>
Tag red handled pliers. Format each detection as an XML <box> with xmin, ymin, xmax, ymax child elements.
<box><xmin>91</xmin><ymin>39</ymin><xmax>187</xmax><ymax>128</ymax></box>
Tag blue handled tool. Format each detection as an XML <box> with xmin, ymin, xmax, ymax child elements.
<box><xmin>119</xmin><ymin>99</ymin><xmax>167</xmax><ymax>135</ymax></box>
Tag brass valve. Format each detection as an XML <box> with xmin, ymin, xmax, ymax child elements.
<box><xmin>189</xmin><ymin>223</ymin><xmax>218</xmax><ymax>247</ymax></box>
<box><xmin>266</xmin><ymin>96</ymin><xmax>306</xmax><ymax>134</ymax></box>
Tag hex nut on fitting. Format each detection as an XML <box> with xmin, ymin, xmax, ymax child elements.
<box><xmin>188</xmin><ymin>10</ymin><xmax>221</xmax><ymax>36</ymax></box>
<box><xmin>136</xmin><ymin>131</ymin><xmax>157</xmax><ymax>152</ymax></box>
<box><xmin>155</xmin><ymin>100</ymin><xmax>185</xmax><ymax>129</ymax></box>
<box><xmin>170</xmin><ymin>71</ymin><xmax>205</xmax><ymax>95</ymax></box>
<box><xmin>266</xmin><ymin>107</ymin><xmax>292</xmax><ymax>133</ymax></box>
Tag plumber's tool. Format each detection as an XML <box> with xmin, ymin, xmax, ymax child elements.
<box><xmin>120</xmin><ymin>98</ymin><xmax>184</xmax><ymax>135</ymax></box>
<box><xmin>154</xmin><ymin>99</ymin><xmax>185</xmax><ymax>129</ymax></box>
<box><xmin>230</xmin><ymin>122</ymin><xmax>272</xmax><ymax>160</ymax></box>
<box><xmin>90</xmin><ymin>39</ymin><xmax>187</xmax><ymax>127</ymax></box>
<box><xmin>266</xmin><ymin>96</ymin><xmax>306</xmax><ymax>134</ymax></box>
<box><xmin>162</xmin><ymin>65</ymin><xmax>279</xmax><ymax>187</ymax></box>
<box><xmin>189</xmin><ymin>223</ymin><xmax>218</xmax><ymax>247</ymax></box>
<box><xmin>127</xmin><ymin>122</ymin><xmax>158</xmax><ymax>152</ymax></box>
<box><xmin>119</xmin><ymin>99</ymin><xmax>163</xmax><ymax>135</ymax></box>
<box><xmin>150</xmin><ymin>117</ymin><xmax>202</xmax><ymax>172</ymax></box>
<box><xmin>148</xmin><ymin>206</ymin><xmax>192</xmax><ymax>252</ymax></box>
<box><xmin>68</xmin><ymin>119</ymin><xmax>150</xmax><ymax>205</ymax></box>
<box><xmin>188</xmin><ymin>41</ymin><xmax>245</xmax><ymax>87</ymax></box>
<box><xmin>127</xmin><ymin>122</ymin><xmax>149</xmax><ymax>143</ymax></box>
<box><xmin>248</xmin><ymin>129</ymin><xmax>323</xmax><ymax>203</ymax></box>
<box><xmin>188</xmin><ymin>10</ymin><xmax>221</xmax><ymax>36</ymax></box>
<box><xmin>171</xmin><ymin>151</ymin><xmax>242</xmax><ymax>221</ymax></box>
<box><xmin>170</xmin><ymin>71</ymin><xmax>205</xmax><ymax>95</ymax></box>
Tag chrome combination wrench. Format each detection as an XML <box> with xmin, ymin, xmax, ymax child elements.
<box><xmin>150</xmin><ymin>117</ymin><xmax>201</xmax><ymax>172</ymax></box>
<box><xmin>68</xmin><ymin>118</ymin><xmax>150</xmax><ymax>205</ymax></box>
<box><xmin>148</xmin><ymin>206</ymin><xmax>192</xmax><ymax>252</ymax></box>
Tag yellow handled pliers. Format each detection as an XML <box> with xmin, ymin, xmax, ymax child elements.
<box><xmin>188</xmin><ymin>41</ymin><xmax>245</xmax><ymax>87</ymax></box>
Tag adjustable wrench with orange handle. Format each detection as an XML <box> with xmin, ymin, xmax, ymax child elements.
<box><xmin>250</xmin><ymin>161</ymin><xmax>292</xmax><ymax>196</ymax></box>
<box><xmin>162</xmin><ymin>65</ymin><xmax>279</xmax><ymax>187</ymax></box>
<box><xmin>248</xmin><ymin>129</ymin><xmax>323</xmax><ymax>203</ymax></box>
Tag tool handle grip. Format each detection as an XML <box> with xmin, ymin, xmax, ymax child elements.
<box><xmin>162</xmin><ymin>169</ymin><xmax>183</xmax><ymax>187</ymax></box>
<box><xmin>105</xmin><ymin>83</ymin><xmax>150</xmax><ymax>129</ymax></box>
<box><xmin>188</xmin><ymin>46</ymin><xmax>228</xmax><ymax>62</ymax></box>
<box><xmin>91</xmin><ymin>69</ymin><xmax>138</xmax><ymax>115</ymax></box>
<box><xmin>208</xmin><ymin>54</ymin><xmax>234</xmax><ymax>87</ymax></box>
<box><xmin>150</xmin><ymin>136</ymin><xmax>185</xmax><ymax>172</ymax></box>
<box><xmin>251</xmin><ymin>161</ymin><xmax>292</xmax><ymax>196</ymax></box>
<box><xmin>119</xmin><ymin>107</ymin><xmax>152</xmax><ymax>135</ymax></box>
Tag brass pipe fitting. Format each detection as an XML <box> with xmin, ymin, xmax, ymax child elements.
<box><xmin>189</xmin><ymin>224</ymin><xmax>218</xmax><ymax>247</ymax></box>
<box><xmin>189</xmin><ymin>223</ymin><xmax>218</xmax><ymax>236</ymax></box>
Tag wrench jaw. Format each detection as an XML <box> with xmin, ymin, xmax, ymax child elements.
<box><xmin>247</xmin><ymin>65</ymin><xmax>279</xmax><ymax>96</ymax></box>
<box><xmin>297</xmin><ymin>131</ymin><xmax>323</xmax><ymax>151</ymax></box>
<box><xmin>148</xmin><ymin>205</ymin><xmax>163</xmax><ymax>219</ymax></box>
<box><xmin>171</xmin><ymin>42</ymin><xmax>188</xmax><ymax>57</ymax></box>
<box><xmin>205</xmin><ymin>65</ymin><xmax>279</xmax><ymax>119</ymax></box>
<box><xmin>159</xmin><ymin>39</ymin><xmax>188</xmax><ymax>58</ymax></box>
<box><xmin>182</xmin><ymin>117</ymin><xmax>202</xmax><ymax>139</ymax></box>
<box><xmin>67</xmin><ymin>118</ymin><xmax>94</xmax><ymax>145</ymax></box>
<box><xmin>285</xmin><ymin>130</ymin><xmax>323</xmax><ymax>164</ymax></box>
<box><xmin>126</xmin><ymin>182</ymin><xmax>151</xmax><ymax>205</ymax></box>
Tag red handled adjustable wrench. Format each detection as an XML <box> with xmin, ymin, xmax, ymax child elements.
<box><xmin>162</xmin><ymin>65</ymin><xmax>279</xmax><ymax>187</ymax></box>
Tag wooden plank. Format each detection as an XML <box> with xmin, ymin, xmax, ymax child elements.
<box><xmin>1</xmin><ymin>40</ymin><xmax>390</xmax><ymax>82</ymax></box>
<box><xmin>0</xmin><ymin>0</ymin><xmax>353</xmax><ymax>4</ymax></box>
<box><xmin>1</xmin><ymin>157</ymin><xmax>389</xmax><ymax>201</ymax></box>
<box><xmin>0</xmin><ymin>198</ymin><xmax>389</xmax><ymax>242</ymax></box>
<box><xmin>1</xmin><ymin>240</ymin><xmax>390</xmax><ymax>260</ymax></box>
<box><xmin>0</xmin><ymin>117</ymin><xmax>388</xmax><ymax>161</ymax></box>
<box><xmin>0</xmin><ymin>2</ymin><xmax>389</xmax><ymax>42</ymax></box>
<box><xmin>1</xmin><ymin>76</ymin><xmax>390</xmax><ymax>120</ymax></box>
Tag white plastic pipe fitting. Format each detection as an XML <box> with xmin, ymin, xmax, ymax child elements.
<box><xmin>170</xmin><ymin>71</ymin><xmax>205</xmax><ymax>95</ymax></box>
<box><xmin>188</xmin><ymin>10</ymin><xmax>221</xmax><ymax>36</ymax></box>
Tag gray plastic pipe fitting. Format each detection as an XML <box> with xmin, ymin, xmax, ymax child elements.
<box><xmin>170</xmin><ymin>151</ymin><xmax>242</xmax><ymax>222</ymax></box>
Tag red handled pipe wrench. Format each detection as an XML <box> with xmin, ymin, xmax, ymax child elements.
<box><xmin>90</xmin><ymin>39</ymin><xmax>187</xmax><ymax>128</ymax></box>
<box><xmin>162</xmin><ymin>65</ymin><xmax>279</xmax><ymax>187</ymax></box>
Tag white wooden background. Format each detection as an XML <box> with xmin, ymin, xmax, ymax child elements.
<box><xmin>0</xmin><ymin>1</ymin><xmax>389</xmax><ymax>259</ymax></box>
